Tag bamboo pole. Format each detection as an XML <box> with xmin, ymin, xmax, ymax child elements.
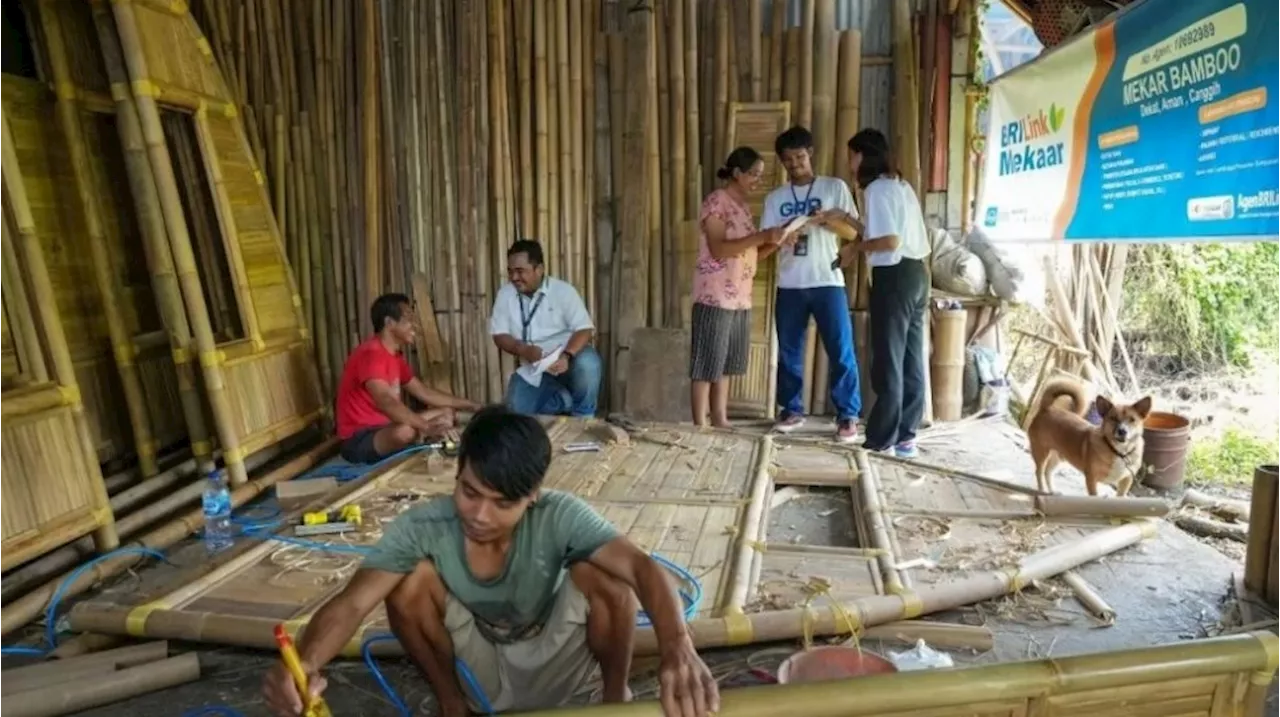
<box><xmin>361</xmin><ymin>0</ymin><xmax>380</xmax><ymax>322</ymax></box>
<box><xmin>767</xmin><ymin>0</ymin><xmax>786</xmax><ymax>102</ymax></box>
<box><xmin>516</xmin><ymin>0</ymin><xmax>534</xmax><ymax>238</ymax></box>
<box><xmin>799</xmin><ymin>0</ymin><xmax>815</xmax><ymax>128</ymax></box>
<box><xmin>724</xmin><ymin>436</ymin><xmax>775</xmax><ymax>612</ymax></box>
<box><xmin>546</xmin><ymin>0</ymin><xmax>562</xmax><ymax>278</ymax></box>
<box><xmin>1244</xmin><ymin>464</ymin><xmax>1277</xmax><ymax>596</ymax></box>
<box><xmin>1</xmin><ymin>106</ymin><xmax>119</xmax><ymax>556</ymax></box>
<box><xmin>836</xmin><ymin>30</ymin><xmax>863</xmax><ymax>307</ymax></box>
<box><xmin>712</xmin><ymin>0</ymin><xmax>729</xmax><ymax>172</ymax></box>
<box><xmin>783</xmin><ymin>28</ymin><xmax>800</xmax><ymax>121</ymax></box>
<box><xmin>1</xmin><ymin>653</ymin><xmax>200</xmax><ymax>717</ymax></box>
<box><xmin>0</xmin><ymin>438</ymin><xmax>337</xmax><ymax>636</ymax></box>
<box><xmin>569</xmin><ymin>0</ymin><xmax>585</xmax><ymax>295</ymax></box>
<box><xmin>1062</xmin><ymin>570</ymin><xmax>1116</xmax><ymax>624</ymax></box>
<box><xmin>35</xmin><ymin>0</ymin><xmax>160</xmax><ymax>478</ymax></box>
<box><xmin>534</xmin><ymin>0</ymin><xmax>551</xmax><ymax>244</ymax></box>
<box><xmin>612</xmin><ymin>1</ymin><xmax>654</xmax><ymax>410</ymax></box>
<box><xmin>108</xmin><ymin>0</ymin><xmax>250</xmax><ymax>486</ymax></box>
<box><xmin>852</xmin><ymin>450</ymin><xmax>907</xmax><ymax>594</ymax></box>
<box><xmin>748</xmin><ymin>0</ymin><xmax>763</xmax><ymax>101</ymax></box>
<box><xmin>0</xmin><ymin>641</ymin><xmax>169</xmax><ymax>696</ymax></box>
<box><xmin>646</xmin><ymin>2</ymin><xmax>662</xmax><ymax>326</ymax></box>
<box><xmin>657</xmin><ymin>0</ymin><xmax>674</xmax><ymax>326</ymax></box>
<box><xmin>683</xmin><ymin>0</ymin><xmax>700</xmax><ymax>215</ymax></box>
<box><xmin>583</xmin><ymin>0</ymin><xmax>598</xmax><ymax>316</ymax></box>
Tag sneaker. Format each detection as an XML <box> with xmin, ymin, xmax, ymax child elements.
<box><xmin>894</xmin><ymin>441</ymin><xmax>920</xmax><ymax>459</ymax></box>
<box><xmin>860</xmin><ymin>440</ymin><xmax>894</xmax><ymax>455</ymax></box>
<box><xmin>774</xmin><ymin>411</ymin><xmax>805</xmax><ymax>433</ymax></box>
<box><xmin>835</xmin><ymin>419</ymin><xmax>858</xmax><ymax>444</ymax></box>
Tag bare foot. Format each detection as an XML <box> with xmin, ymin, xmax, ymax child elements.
<box><xmin>711</xmin><ymin>419</ymin><xmax>733</xmax><ymax>429</ymax></box>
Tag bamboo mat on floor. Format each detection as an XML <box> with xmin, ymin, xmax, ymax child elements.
<box><xmin>79</xmin><ymin>420</ymin><xmax>765</xmax><ymax>633</ymax></box>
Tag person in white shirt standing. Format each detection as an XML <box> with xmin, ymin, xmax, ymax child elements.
<box><xmin>489</xmin><ymin>240</ymin><xmax>601</xmax><ymax>417</ymax></box>
<box><xmin>834</xmin><ymin>128</ymin><xmax>932</xmax><ymax>458</ymax></box>
<box><xmin>759</xmin><ymin>126</ymin><xmax>863</xmax><ymax>443</ymax></box>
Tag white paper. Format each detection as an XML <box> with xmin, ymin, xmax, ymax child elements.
<box><xmin>783</xmin><ymin>215</ymin><xmax>809</xmax><ymax>237</ymax></box>
<box><xmin>516</xmin><ymin>345</ymin><xmax>563</xmax><ymax>388</ymax></box>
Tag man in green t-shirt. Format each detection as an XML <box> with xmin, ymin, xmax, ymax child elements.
<box><xmin>262</xmin><ymin>405</ymin><xmax>719</xmax><ymax>717</ymax></box>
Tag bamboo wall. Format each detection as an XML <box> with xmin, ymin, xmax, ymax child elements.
<box><xmin>185</xmin><ymin>0</ymin><xmax>957</xmax><ymax>413</ymax></box>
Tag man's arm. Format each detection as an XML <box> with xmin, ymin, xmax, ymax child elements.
<box><xmin>299</xmin><ymin>569</ymin><xmax>402</xmax><ymax>666</ymax></box>
<box><xmin>403</xmin><ymin>377</ymin><xmax>481</xmax><ymax>412</ymax></box>
<box><xmin>587</xmin><ymin>538</ymin><xmax>719</xmax><ymax>717</ymax></box>
<box><xmin>367</xmin><ymin>379</ymin><xmax>434</xmax><ymax>433</ymax></box>
<box><xmin>561</xmin><ymin>286</ymin><xmax>596</xmax><ymax>358</ymax></box>
<box><xmin>490</xmin><ymin>289</ymin><xmax>542</xmax><ymax>362</ymax></box>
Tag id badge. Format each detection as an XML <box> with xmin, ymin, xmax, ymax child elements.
<box><xmin>793</xmin><ymin>233</ymin><xmax>809</xmax><ymax>257</ymax></box>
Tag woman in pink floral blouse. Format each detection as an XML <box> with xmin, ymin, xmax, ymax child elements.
<box><xmin>690</xmin><ymin>147</ymin><xmax>803</xmax><ymax>427</ymax></box>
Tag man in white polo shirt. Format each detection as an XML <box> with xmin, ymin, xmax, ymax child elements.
<box><xmin>760</xmin><ymin>125</ymin><xmax>863</xmax><ymax>444</ymax></box>
<box><xmin>489</xmin><ymin>239</ymin><xmax>601</xmax><ymax>417</ymax></box>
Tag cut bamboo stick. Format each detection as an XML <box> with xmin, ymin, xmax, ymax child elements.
<box><xmin>1062</xmin><ymin>570</ymin><xmax>1116</xmax><ymax>625</ymax></box>
<box><xmin>798</xmin><ymin>0</ymin><xmax>815</xmax><ymax>127</ymax></box>
<box><xmin>767</xmin><ymin>0</ymin><xmax>786</xmax><ymax>102</ymax></box>
<box><xmin>361</xmin><ymin>0</ymin><xmax>380</xmax><ymax>323</ymax></box>
<box><xmin>1</xmin><ymin>653</ymin><xmax>200</xmax><ymax>717</ymax></box>
<box><xmin>0</xmin><ymin>642</ymin><xmax>170</xmax><ymax>696</ymax></box>
<box><xmin>646</xmin><ymin>2</ymin><xmax>662</xmax><ymax>326</ymax></box>
<box><xmin>1244</xmin><ymin>464</ymin><xmax>1278</xmax><ymax>596</ymax></box>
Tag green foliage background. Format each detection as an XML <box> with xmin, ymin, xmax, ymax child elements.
<box><xmin>1123</xmin><ymin>243</ymin><xmax>1280</xmax><ymax>373</ymax></box>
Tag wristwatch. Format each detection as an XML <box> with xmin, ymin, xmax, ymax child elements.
<box><xmin>563</xmin><ymin>349</ymin><xmax>576</xmax><ymax>364</ymax></box>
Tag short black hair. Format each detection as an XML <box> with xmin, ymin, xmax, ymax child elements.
<box><xmin>775</xmin><ymin>126</ymin><xmax>814</xmax><ymax>156</ymax></box>
<box><xmin>457</xmin><ymin>404</ymin><xmax>551</xmax><ymax>500</ymax></box>
<box><xmin>370</xmin><ymin>292</ymin><xmax>411</xmax><ymax>332</ymax></box>
<box><xmin>507</xmin><ymin>239</ymin><xmax>544</xmax><ymax>266</ymax></box>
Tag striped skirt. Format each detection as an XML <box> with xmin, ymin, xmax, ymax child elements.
<box><xmin>689</xmin><ymin>302</ymin><xmax>751</xmax><ymax>382</ymax></box>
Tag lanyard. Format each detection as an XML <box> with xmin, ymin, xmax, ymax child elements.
<box><xmin>519</xmin><ymin>292</ymin><xmax>545</xmax><ymax>343</ymax></box>
<box><xmin>790</xmin><ymin>181</ymin><xmax>817</xmax><ymax>216</ymax></box>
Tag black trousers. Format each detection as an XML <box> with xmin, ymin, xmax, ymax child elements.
<box><xmin>864</xmin><ymin>258</ymin><xmax>929</xmax><ymax>449</ymax></box>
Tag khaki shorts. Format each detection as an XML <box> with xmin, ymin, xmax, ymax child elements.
<box><xmin>444</xmin><ymin>582</ymin><xmax>598</xmax><ymax>712</ymax></box>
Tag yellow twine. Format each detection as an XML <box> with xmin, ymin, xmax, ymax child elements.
<box><xmin>797</xmin><ymin>577</ymin><xmax>862</xmax><ymax>655</ymax></box>
<box><xmin>124</xmin><ymin>601</ymin><xmax>167</xmax><ymax>637</ymax></box>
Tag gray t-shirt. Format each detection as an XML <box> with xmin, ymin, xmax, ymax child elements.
<box><xmin>360</xmin><ymin>490</ymin><xmax>619</xmax><ymax>643</ymax></box>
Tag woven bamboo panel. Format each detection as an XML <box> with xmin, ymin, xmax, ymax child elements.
<box><xmin>223</xmin><ymin>343</ymin><xmax>323</xmax><ymax>444</ymax></box>
<box><xmin>2</xmin><ymin>75</ymin><xmax>143</xmax><ymax>462</ymax></box>
<box><xmin>202</xmin><ymin>112</ymin><xmax>295</xmax><ymax>338</ymax></box>
<box><xmin>130</xmin><ymin>1</ymin><xmax>223</xmax><ymax>98</ymax></box>
<box><xmin>0</xmin><ymin>400</ymin><xmax>104</xmax><ymax>569</ymax></box>
<box><xmin>539</xmin><ymin>422</ymin><xmax>760</xmax><ymax>503</ymax></box>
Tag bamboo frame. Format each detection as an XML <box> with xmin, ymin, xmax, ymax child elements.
<box><xmin>106</xmin><ymin>0</ymin><xmax>250</xmax><ymax>486</ymax></box>
<box><xmin>853</xmin><ymin>450</ymin><xmax>908</xmax><ymax>594</ymax></box>
<box><xmin>34</xmin><ymin>0</ymin><xmax>161</xmax><ymax>477</ymax></box>
<box><xmin>67</xmin><ymin>519</ymin><xmax>1164</xmax><ymax>660</ymax></box>
<box><xmin>1</xmin><ymin>105</ymin><xmax>119</xmax><ymax>560</ymax></box>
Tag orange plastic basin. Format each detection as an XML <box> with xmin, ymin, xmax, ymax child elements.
<box><xmin>775</xmin><ymin>646</ymin><xmax>898</xmax><ymax>684</ymax></box>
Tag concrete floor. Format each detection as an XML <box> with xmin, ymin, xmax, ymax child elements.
<box><xmin>5</xmin><ymin>417</ymin><xmax>1274</xmax><ymax>715</ymax></box>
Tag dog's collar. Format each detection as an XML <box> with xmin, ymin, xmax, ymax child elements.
<box><xmin>1104</xmin><ymin>437</ymin><xmax>1139</xmax><ymax>463</ymax></box>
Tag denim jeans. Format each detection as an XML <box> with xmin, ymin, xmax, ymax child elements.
<box><xmin>775</xmin><ymin>286</ymin><xmax>861</xmax><ymax>421</ymax></box>
<box><xmin>504</xmin><ymin>345</ymin><xmax>602</xmax><ymax>417</ymax></box>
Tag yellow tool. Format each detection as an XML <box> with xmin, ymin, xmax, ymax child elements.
<box><xmin>303</xmin><ymin>504</ymin><xmax>362</xmax><ymax>526</ymax></box>
<box><xmin>273</xmin><ymin>624</ymin><xmax>332</xmax><ymax>717</ymax></box>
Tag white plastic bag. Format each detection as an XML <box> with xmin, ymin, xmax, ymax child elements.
<box><xmin>888</xmin><ymin>639</ymin><xmax>955</xmax><ymax>672</ymax></box>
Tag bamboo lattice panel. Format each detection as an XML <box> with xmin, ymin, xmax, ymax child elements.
<box><xmin>2</xmin><ymin>74</ymin><xmax>137</xmax><ymax>461</ymax></box>
<box><xmin>92</xmin><ymin>421</ymin><xmax>764</xmax><ymax>634</ymax></box>
<box><xmin>0</xmin><ymin>403</ymin><xmax>106</xmax><ymax>569</ymax></box>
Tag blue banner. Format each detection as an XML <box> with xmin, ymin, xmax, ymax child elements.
<box><xmin>978</xmin><ymin>0</ymin><xmax>1279</xmax><ymax>242</ymax></box>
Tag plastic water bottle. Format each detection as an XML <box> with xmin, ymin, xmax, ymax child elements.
<box><xmin>202</xmin><ymin>470</ymin><xmax>234</xmax><ymax>554</ymax></box>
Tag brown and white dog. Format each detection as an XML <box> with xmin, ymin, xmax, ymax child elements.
<box><xmin>1026</xmin><ymin>377</ymin><xmax>1153</xmax><ymax>497</ymax></box>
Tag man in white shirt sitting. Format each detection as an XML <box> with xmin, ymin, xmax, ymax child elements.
<box><xmin>489</xmin><ymin>240</ymin><xmax>601</xmax><ymax>417</ymax></box>
<box><xmin>759</xmin><ymin>125</ymin><xmax>863</xmax><ymax>444</ymax></box>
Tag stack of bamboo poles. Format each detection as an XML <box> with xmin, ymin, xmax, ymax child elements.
<box><xmin>0</xmin><ymin>642</ymin><xmax>199</xmax><ymax>717</ymax></box>
<box><xmin>189</xmin><ymin>0</ymin><xmax>948</xmax><ymax>413</ymax></box>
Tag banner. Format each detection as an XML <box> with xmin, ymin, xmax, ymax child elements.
<box><xmin>977</xmin><ymin>0</ymin><xmax>1279</xmax><ymax>242</ymax></box>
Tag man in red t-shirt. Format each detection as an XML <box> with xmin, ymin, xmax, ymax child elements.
<box><xmin>336</xmin><ymin>293</ymin><xmax>481</xmax><ymax>463</ymax></box>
